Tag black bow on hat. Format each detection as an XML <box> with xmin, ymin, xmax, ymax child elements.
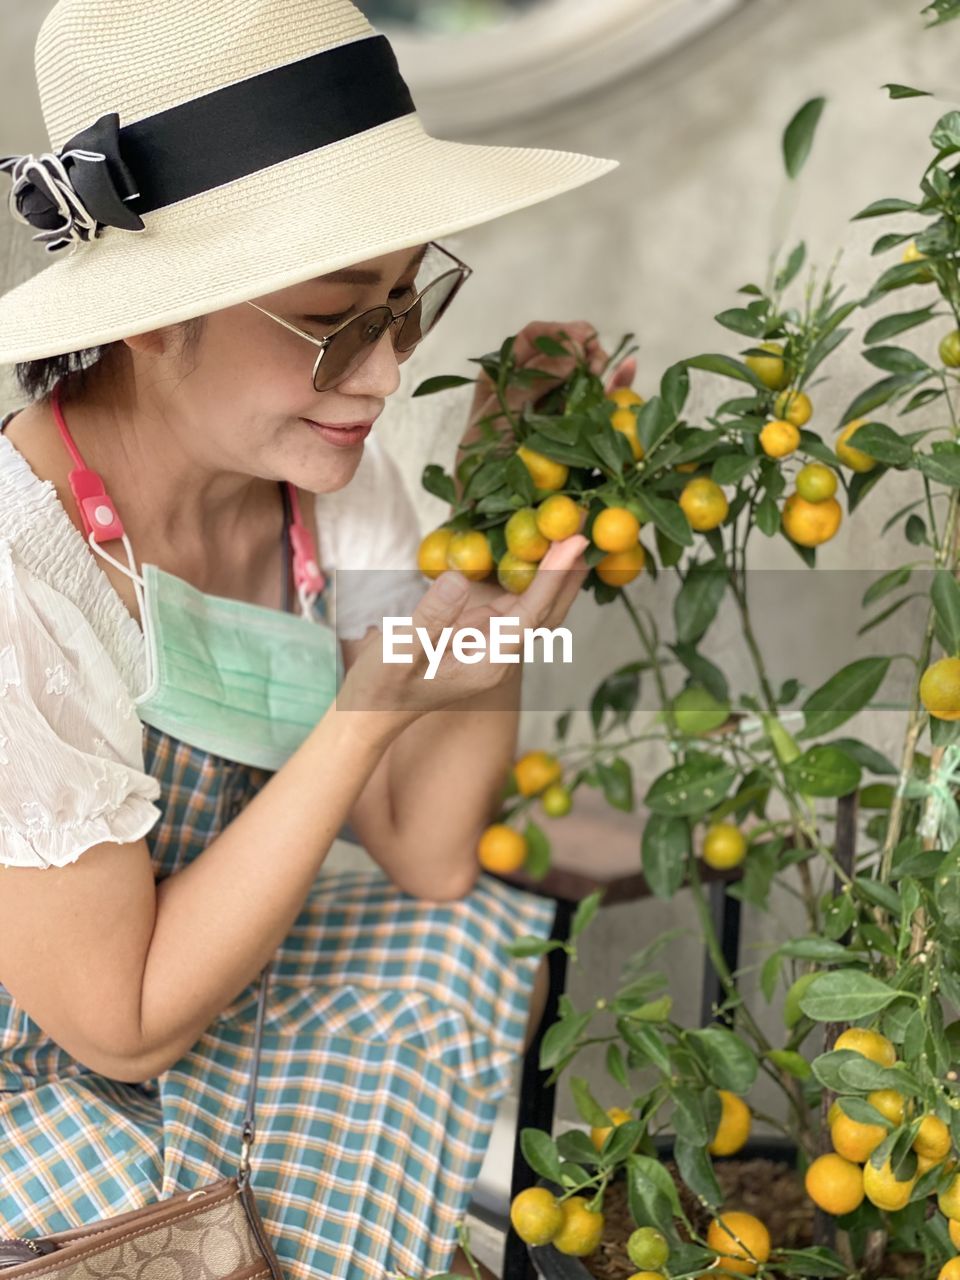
<box><xmin>0</xmin><ymin>112</ymin><xmax>144</xmax><ymax>254</ymax></box>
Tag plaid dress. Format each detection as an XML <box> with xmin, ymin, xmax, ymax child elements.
<box><xmin>0</xmin><ymin>723</ymin><xmax>556</xmax><ymax>1278</ymax></box>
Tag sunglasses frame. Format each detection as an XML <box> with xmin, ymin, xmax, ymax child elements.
<box><xmin>246</xmin><ymin>241</ymin><xmax>472</xmax><ymax>391</ymax></box>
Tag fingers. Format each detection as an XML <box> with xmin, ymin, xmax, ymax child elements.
<box><xmin>410</xmin><ymin>570</ymin><xmax>471</xmax><ymax>640</ymax></box>
<box><xmin>605</xmin><ymin>356</ymin><xmax>638</xmax><ymax>395</ymax></box>
<box><xmin>511</xmin><ymin>534</ymin><xmax>589</xmax><ymax>628</ymax></box>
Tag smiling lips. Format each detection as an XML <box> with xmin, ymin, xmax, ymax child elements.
<box><xmin>301</xmin><ymin>418</ymin><xmax>374</xmax><ymax>446</ymax></box>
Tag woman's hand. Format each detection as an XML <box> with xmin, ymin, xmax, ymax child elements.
<box><xmin>337</xmin><ymin>533</ymin><xmax>589</xmax><ymax>723</ymax></box>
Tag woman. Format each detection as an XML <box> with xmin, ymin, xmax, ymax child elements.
<box><xmin>0</xmin><ymin>1</ymin><xmax>629</xmax><ymax>1278</ymax></box>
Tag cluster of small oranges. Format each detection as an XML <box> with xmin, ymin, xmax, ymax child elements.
<box><xmin>803</xmin><ymin>1025</ymin><xmax>960</xmax><ymax>1273</ymax></box>
<box><xmin>475</xmin><ymin>750</ymin><xmax>571</xmax><ymax>874</ymax></box>
<box><xmin>508</xmin><ymin>1188</ymin><xmax>605</xmax><ymax>1258</ymax></box>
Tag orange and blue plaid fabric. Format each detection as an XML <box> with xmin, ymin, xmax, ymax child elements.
<box><xmin>0</xmin><ymin>722</ymin><xmax>556</xmax><ymax>1279</ymax></box>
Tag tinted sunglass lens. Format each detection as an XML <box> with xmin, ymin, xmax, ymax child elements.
<box><xmin>313</xmin><ymin>307</ymin><xmax>392</xmax><ymax>390</ymax></box>
<box><xmin>396</xmin><ymin>272</ymin><xmax>462</xmax><ymax>353</ymax></box>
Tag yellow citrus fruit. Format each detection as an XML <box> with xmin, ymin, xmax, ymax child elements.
<box><xmin>497</xmin><ymin>551</ymin><xmax>538</xmax><ymax>595</ymax></box>
<box><xmin>418</xmin><ymin>527</ymin><xmax>454</xmax><ymax>579</ymax></box>
<box><xmin>759</xmin><ymin>419</ymin><xmax>801</xmax><ymax>459</ymax></box>
<box><xmin>702</xmin><ymin>824</ymin><xmax>747</xmax><ymax>871</ymax></box>
<box><xmin>834</xmin><ymin>1028</ymin><xmax>897</xmax><ymax>1067</ymax></box>
<box><xmin>517</xmin><ymin>445</ymin><xmax>568</xmax><ymax>492</ymax></box>
<box><xmin>536</xmin><ymin>494</ymin><xmax>582</xmax><ymax>542</ymax></box>
<box><xmin>705</xmin><ymin>1212</ymin><xmax>771</xmax><ymax>1276</ymax></box>
<box><xmin>903</xmin><ymin>240</ymin><xmax>926</xmax><ymax>263</ymax></box>
<box><xmin>941</xmin><ymin>1174</ymin><xmax>960</xmax><ymax>1221</ymax></box>
<box><xmin>939</xmin><ymin>1260</ymin><xmax>960</xmax><ymax>1280</ymax></box>
<box><xmin>805</xmin><ymin>1153</ymin><xmax>865</xmax><ymax>1216</ymax></box>
<box><xmin>675</xmin><ymin>461</ymin><xmax>699</xmax><ymax>474</ymax></box>
<box><xmin>596</xmin><ymin>544</ymin><xmax>645</xmax><ymax>587</ymax></box>
<box><xmin>552</xmin><ymin>1197</ymin><xmax>605</xmax><ymax>1257</ymax></box>
<box><xmin>795</xmin><ymin>463</ymin><xmax>838</xmax><ymax>504</ymax></box>
<box><xmin>541</xmin><ymin>782</ymin><xmax>573</xmax><ymax>818</ymax></box>
<box><xmin>831</xmin><ymin>1111</ymin><xmax>886</xmax><ymax>1163</ymax></box>
<box><xmin>477</xmin><ymin>825</ymin><xmax>527</xmax><ymax>875</ymax></box>
<box><xmin>608</xmin><ymin>387</ymin><xmax>645</xmax><ymax>409</ymax></box>
<box><xmin>921</xmin><ymin>658</ymin><xmax>960</xmax><ymax>722</ymax></box>
<box><xmin>679</xmin><ymin>477</ymin><xmax>729</xmax><ymax>532</ymax></box>
<box><xmin>593</xmin><ymin>506</ymin><xmax>641</xmax><ymax>552</ymax></box>
<box><xmin>868</xmin><ymin>1090</ymin><xmax>906</xmax><ymax>1126</ymax></box>
<box><xmin>446</xmin><ymin>529</ymin><xmax>494</xmax><ymax>581</ymax></box>
<box><xmin>940</xmin><ymin>331</ymin><xmax>960</xmax><ymax>368</ymax></box>
<box><xmin>514</xmin><ymin>750</ymin><xmax>563</xmax><ymax>797</ymax></box>
<box><xmin>915</xmin><ymin>1115</ymin><xmax>952</xmax><ymax>1162</ymax></box>
<box><xmin>609</xmin><ymin>407</ymin><xmax>645</xmax><ymax>461</ymax></box>
<box><xmin>782</xmin><ymin>493</ymin><xmax>842</xmax><ymax>548</ymax></box>
<box><xmin>835</xmin><ymin>419</ymin><xmax>877</xmax><ymax>473</ymax></box>
<box><xmin>509</xmin><ymin>1188</ymin><xmax>564</xmax><ymax>1246</ymax></box>
<box><xmin>590</xmin><ymin>1106</ymin><xmax>632</xmax><ymax>1152</ymax></box>
<box><xmin>918</xmin><ymin>1153</ymin><xmax>945</xmax><ymax>1175</ymax></box>
<box><xmin>708</xmin><ymin>1091</ymin><xmax>752</xmax><ymax>1156</ymax></box>
<box><xmin>505</xmin><ymin>507</ymin><xmax>550</xmax><ymax>563</ymax></box>
<box><xmin>864</xmin><ymin>1157</ymin><xmax>916</xmax><ymax>1211</ymax></box>
<box><xmin>626</xmin><ymin>1227</ymin><xmax>669</xmax><ymax>1271</ymax></box>
<box><xmin>626</xmin><ymin>1275</ymin><xmax>665</xmax><ymax>1280</ymax></box>
<box><xmin>746</xmin><ymin>341</ymin><xmax>789</xmax><ymax>391</ymax></box>
<box><xmin>774</xmin><ymin>389</ymin><xmax>813</xmax><ymax>427</ymax></box>
<box><xmin>949</xmin><ymin>1217</ymin><xmax>960</xmax><ymax>1248</ymax></box>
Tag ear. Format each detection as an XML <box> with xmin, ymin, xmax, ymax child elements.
<box><xmin>121</xmin><ymin>327</ymin><xmax>174</xmax><ymax>357</ymax></box>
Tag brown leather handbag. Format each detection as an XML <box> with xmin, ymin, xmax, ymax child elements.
<box><xmin>0</xmin><ymin>969</ymin><xmax>285</xmax><ymax>1280</ymax></box>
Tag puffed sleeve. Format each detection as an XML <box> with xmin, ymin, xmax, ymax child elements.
<box><xmin>0</xmin><ymin>541</ymin><xmax>162</xmax><ymax>869</ymax></box>
<box><xmin>315</xmin><ymin>434</ymin><xmax>431</xmax><ymax>640</ymax></box>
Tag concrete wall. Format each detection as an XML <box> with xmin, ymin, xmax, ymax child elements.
<box><xmin>1</xmin><ymin>0</ymin><xmax>954</xmax><ymax>1131</ymax></box>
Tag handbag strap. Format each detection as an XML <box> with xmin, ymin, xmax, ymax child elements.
<box><xmin>237</xmin><ymin>966</ymin><xmax>270</xmax><ymax>1187</ymax></box>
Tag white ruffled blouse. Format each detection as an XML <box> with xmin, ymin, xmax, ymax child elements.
<box><xmin>0</xmin><ymin>419</ymin><xmax>426</xmax><ymax>871</ymax></box>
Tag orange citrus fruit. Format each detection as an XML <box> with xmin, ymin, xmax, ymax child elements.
<box><xmin>418</xmin><ymin>527</ymin><xmax>454</xmax><ymax>579</ymax></box>
<box><xmin>782</xmin><ymin>493</ymin><xmax>842</xmax><ymax>547</ymax></box>
<box><xmin>497</xmin><ymin>551</ymin><xmax>538</xmax><ymax>594</ymax></box>
<box><xmin>509</xmin><ymin>1188</ymin><xmax>564</xmax><ymax>1246</ymax></box>
<box><xmin>708</xmin><ymin>1091</ymin><xmax>752</xmax><ymax>1156</ymax></box>
<box><xmin>949</xmin><ymin>1217</ymin><xmax>960</xmax><ymax>1248</ymax></box>
<box><xmin>596</xmin><ymin>544</ymin><xmax>645</xmax><ymax>587</ymax></box>
<box><xmin>835</xmin><ymin>419</ymin><xmax>877</xmax><ymax>473</ymax></box>
<box><xmin>679</xmin><ymin>477</ymin><xmax>729</xmax><ymax>532</ymax></box>
<box><xmin>541</xmin><ymin>782</ymin><xmax>573</xmax><ymax>818</ymax></box>
<box><xmin>759</xmin><ymin>419</ymin><xmax>801</xmax><ymax>459</ymax></box>
<box><xmin>505</xmin><ymin>507</ymin><xmax>550</xmax><ymax>563</ymax></box>
<box><xmin>593</xmin><ymin>506</ymin><xmax>641</xmax><ymax>552</ymax></box>
<box><xmin>609</xmin><ymin>406</ymin><xmax>645</xmax><ymax>461</ymax></box>
<box><xmin>705</xmin><ymin>1212</ymin><xmax>770</xmax><ymax>1276</ymax></box>
<box><xmin>921</xmin><ymin>658</ymin><xmax>960</xmax><ymax>722</ymax></box>
<box><xmin>746</xmin><ymin>341</ymin><xmax>789</xmax><ymax>390</ymax></box>
<box><xmin>939</xmin><ymin>1260</ymin><xmax>960</xmax><ymax>1280</ymax></box>
<box><xmin>868</xmin><ymin>1090</ymin><xmax>906</xmax><ymax>1126</ymax></box>
<box><xmin>446</xmin><ymin>529</ymin><xmax>494</xmax><ymax>581</ymax></box>
<box><xmin>608</xmin><ymin>387</ymin><xmax>645</xmax><ymax>409</ymax></box>
<box><xmin>903</xmin><ymin>240</ymin><xmax>926</xmax><ymax>263</ymax></box>
<box><xmin>774</xmin><ymin>389</ymin><xmax>813</xmax><ymax>427</ymax></box>
<box><xmin>536</xmin><ymin>494</ymin><xmax>582</xmax><ymax>541</ymax></box>
<box><xmin>552</xmin><ymin>1197</ymin><xmax>605</xmax><ymax>1257</ymax></box>
<box><xmin>702</xmin><ymin>824</ymin><xmax>747</xmax><ymax>871</ymax></box>
<box><xmin>941</xmin><ymin>1174</ymin><xmax>960</xmax><ymax>1221</ymax></box>
<box><xmin>590</xmin><ymin>1105</ymin><xmax>632</xmax><ymax>1152</ymax></box>
<box><xmin>805</xmin><ymin>1153</ymin><xmax>865</xmax><ymax>1216</ymax></box>
<box><xmin>864</xmin><ymin>1157</ymin><xmax>916</xmax><ymax>1211</ymax></box>
<box><xmin>796</xmin><ymin>463</ymin><xmax>838</xmax><ymax>503</ymax></box>
<box><xmin>835</xmin><ymin>1028</ymin><xmax>897</xmax><ymax>1067</ymax></box>
<box><xmin>915</xmin><ymin>1115</ymin><xmax>951</xmax><ymax>1162</ymax></box>
<box><xmin>514</xmin><ymin>750</ymin><xmax>563</xmax><ymax>797</ymax></box>
<box><xmin>831</xmin><ymin>1111</ymin><xmax>886</xmax><ymax>1163</ymax></box>
<box><xmin>477</xmin><ymin>825</ymin><xmax>527</xmax><ymax>875</ymax></box>
<box><xmin>517</xmin><ymin>445</ymin><xmax>568</xmax><ymax>492</ymax></box>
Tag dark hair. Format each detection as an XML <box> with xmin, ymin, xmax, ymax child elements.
<box><xmin>13</xmin><ymin>317</ymin><xmax>206</xmax><ymax>402</ymax></box>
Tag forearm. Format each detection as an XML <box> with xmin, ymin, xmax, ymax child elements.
<box><xmin>132</xmin><ymin>703</ymin><xmax>401</xmax><ymax>1077</ymax></box>
<box><xmin>374</xmin><ymin>664</ymin><xmax>522</xmax><ymax>896</ymax></box>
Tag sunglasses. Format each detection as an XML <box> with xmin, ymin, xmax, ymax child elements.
<box><xmin>246</xmin><ymin>241</ymin><xmax>472</xmax><ymax>392</ymax></box>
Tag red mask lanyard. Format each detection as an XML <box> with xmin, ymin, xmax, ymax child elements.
<box><xmin>49</xmin><ymin>380</ymin><xmax>326</xmax><ymax>617</ymax></box>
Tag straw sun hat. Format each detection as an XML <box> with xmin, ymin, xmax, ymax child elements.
<box><xmin>0</xmin><ymin>0</ymin><xmax>618</xmax><ymax>364</ymax></box>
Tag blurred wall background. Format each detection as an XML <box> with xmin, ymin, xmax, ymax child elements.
<box><xmin>1</xmin><ymin>0</ymin><xmax>957</xmax><ymax>1128</ymax></box>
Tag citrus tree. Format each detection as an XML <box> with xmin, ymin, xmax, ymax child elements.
<box><xmin>410</xmin><ymin>21</ymin><xmax>960</xmax><ymax>1278</ymax></box>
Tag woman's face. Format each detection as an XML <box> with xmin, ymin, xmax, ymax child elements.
<box><xmin>157</xmin><ymin>242</ymin><xmax>431</xmax><ymax>494</ymax></box>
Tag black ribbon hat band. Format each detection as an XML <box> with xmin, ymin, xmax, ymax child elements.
<box><xmin>0</xmin><ymin>35</ymin><xmax>415</xmax><ymax>254</ymax></box>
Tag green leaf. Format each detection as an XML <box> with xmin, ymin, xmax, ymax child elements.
<box><xmin>852</xmin><ymin>197</ymin><xmax>920</xmax><ymax>219</ymax></box>
<box><xmin>670</xmin><ymin>643</ymin><xmax>729</xmax><ymax>703</ymax></box>
<box><xmin>768</xmin><ymin>1049</ymin><xmax>812</xmax><ymax>1080</ymax></box>
<box><xmin>570</xmin><ymin>1075</ymin><xmax>613</xmax><ymax>1128</ymax></box>
<box><xmin>917</xmin><ymin>449</ymin><xmax>960</xmax><ymax>486</ymax></box>
<box><xmin>829</xmin><ymin>737</ymin><xmax>897</xmax><ymax>776</ymax></box>
<box><xmin>883</xmin><ymin>84</ymin><xmax>931</xmax><ymax>99</ymax></box>
<box><xmin>714</xmin><ymin>307</ymin><xmax>765</xmax><ymax>337</ymax></box>
<box><xmin>685</xmin><ymin>353</ymin><xmax>765</xmax><ymax>388</ymax></box>
<box><xmin>672</xmin><ymin>686</ymin><xmax>731</xmax><ymax>736</ymax></box>
<box><xmin>862</xmin><ymin>345</ymin><xmax>932</xmax><ymax>375</ymax></box>
<box><xmin>863</xmin><ymin>565</ymin><xmax>912</xmax><ymax>607</ymax></box>
<box><xmin>931</xmin><ymin>109</ymin><xmax>960</xmax><ymax>151</ymax></box>
<box><xmin>641</xmin><ymin>813</ymin><xmax>690</xmax><ymax>899</ymax></box>
<box><xmin>520</xmin><ymin>1128</ymin><xmax>564</xmax><ymax>1183</ymax></box>
<box><xmin>712</xmin><ymin>453</ymin><xmax>760</xmax><ymax>486</ymax></box>
<box><xmin>932</xmin><ymin>567</ymin><xmax>960</xmax><ymax>653</ymax></box>
<box><xmin>687</xmin><ymin>1027</ymin><xmax>759</xmax><ymax>1092</ymax></box>
<box><xmin>841</xmin><ymin>375</ymin><xmax>919</xmax><ymax>425</ymax></box>
<box><xmin>590</xmin><ymin>664</ymin><xmax>643</xmax><ymax>732</ymax></box>
<box><xmin>661</xmin><ymin>362</ymin><xmax>690</xmax><ymax>419</ymax></box>
<box><xmin>629</xmin><ymin>1153</ymin><xmax>684</xmax><ymax>1219</ymax></box>
<box><xmin>412</xmin><ymin>374</ymin><xmax>475</xmax><ymax>397</ymax></box>
<box><xmin>540</xmin><ymin>1009</ymin><xmax>592</xmax><ymax>1070</ymax></box>
<box><xmin>645</xmin><ymin>755</ymin><xmax>738</xmax><ymax>817</ymax></box>
<box><xmin>755</xmin><ymin>492</ymin><xmax>781</xmax><ymax>536</ymax></box>
<box><xmin>674</xmin><ymin>1137</ymin><xmax>722</xmax><ymax>1208</ymax></box>
<box><xmin>783</xmin><ymin>97</ymin><xmax>826</xmax><ymax>179</ymax></box>
<box><xmin>421</xmin><ymin>464</ymin><xmax>457</xmax><ymax>505</ymax></box>
<box><xmin>799</xmin><ymin>657</ymin><xmax>890</xmax><ymax>738</ymax></box>
<box><xmin>780</xmin><ymin>937</ymin><xmax>862</xmax><ymax>962</ymax></box>
<box><xmin>597</xmin><ymin>758</ymin><xmax>634</xmax><ymax>812</ymax></box>
<box><xmin>618</xmin><ymin>1018</ymin><xmax>672</xmax><ymax>1074</ymax></box>
<box><xmin>606</xmin><ymin>1043</ymin><xmax>629</xmax><ymax>1090</ymax></box>
<box><xmin>864</xmin><ymin>306</ymin><xmax>937</xmax><ymax>345</ymax></box>
<box><xmin>523</xmin><ymin>821</ymin><xmax>552</xmax><ymax>881</ymax></box>
<box><xmin>635</xmin><ymin>490</ymin><xmax>694</xmax><ymax>547</ymax></box>
<box><xmin>785</xmin><ymin>746</ymin><xmax>862</xmax><ymax>797</ymax></box>
<box><xmin>571</xmin><ymin>889</ymin><xmax>604</xmax><ymax>940</ymax></box>
<box><xmin>674</xmin><ymin>564</ymin><xmax>727</xmax><ymax>645</ymax></box>
<box><xmin>799</xmin><ymin>971</ymin><xmax>899</xmax><ymax>1021</ymax></box>
<box><xmin>776</xmin><ymin>241</ymin><xmax>807</xmax><ymax>291</ymax></box>
<box><xmin>533</xmin><ymin>334</ymin><xmax>574</xmax><ymax>358</ymax></box>
<box><xmin>504</xmin><ymin>454</ymin><xmax>536</xmax><ymax>503</ymax></box>
<box><xmin>839</xmin><ymin>421</ymin><xmax>913</xmax><ymax>467</ymax></box>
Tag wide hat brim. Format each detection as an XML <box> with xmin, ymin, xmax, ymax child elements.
<box><xmin>0</xmin><ymin>115</ymin><xmax>616</xmax><ymax>364</ymax></box>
